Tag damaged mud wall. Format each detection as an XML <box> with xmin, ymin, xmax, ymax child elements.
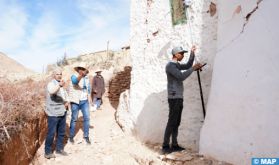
<box><xmin>117</xmin><ymin>0</ymin><xmax>218</xmax><ymax>151</ymax></box>
<box><xmin>108</xmin><ymin>66</ymin><xmax>132</xmax><ymax>109</ymax></box>
<box><xmin>200</xmin><ymin>0</ymin><xmax>279</xmax><ymax>164</ymax></box>
<box><xmin>0</xmin><ymin>112</ymin><xmax>47</xmax><ymax>165</ymax></box>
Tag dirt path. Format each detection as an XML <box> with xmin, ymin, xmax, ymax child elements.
<box><xmin>32</xmin><ymin>96</ymin><xmax>230</xmax><ymax>165</ymax></box>
<box><xmin>32</xmin><ymin>97</ymin><xmax>162</xmax><ymax>165</ymax></box>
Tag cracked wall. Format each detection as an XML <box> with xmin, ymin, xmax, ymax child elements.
<box><xmin>200</xmin><ymin>0</ymin><xmax>279</xmax><ymax>164</ymax></box>
<box><xmin>117</xmin><ymin>0</ymin><xmax>218</xmax><ymax>151</ymax></box>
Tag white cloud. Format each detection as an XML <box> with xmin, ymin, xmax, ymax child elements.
<box><xmin>28</xmin><ymin>12</ymin><xmax>60</xmax><ymax>49</ymax></box>
<box><xmin>16</xmin><ymin>12</ymin><xmax>69</xmax><ymax>72</ymax></box>
<box><xmin>4</xmin><ymin>10</ymin><xmax>66</xmax><ymax>72</ymax></box>
<box><xmin>65</xmin><ymin>0</ymin><xmax>130</xmax><ymax>53</ymax></box>
<box><xmin>0</xmin><ymin>1</ymin><xmax>27</xmax><ymax>50</ymax></box>
<box><xmin>0</xmin><ymin>0</ymin><xmax>130</xmax><ymax>72</ymax></box>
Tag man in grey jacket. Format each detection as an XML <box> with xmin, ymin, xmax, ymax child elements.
<box><xmin>162</xmin><ymin>46</ymin><xmax>202</xmax><ymax>154</ymax></box>
<box><xmin>44</xmin><ymin>68</ymin><xmax>69</xmax><ymax>159</ymax></box>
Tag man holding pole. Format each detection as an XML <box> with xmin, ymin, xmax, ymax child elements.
<box><xmin>162</xmin><ymin>46</ymin><xmax>202</xmax><ymax>154</ymax></box>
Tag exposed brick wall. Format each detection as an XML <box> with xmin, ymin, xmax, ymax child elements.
<box><xmin>108</xmin><ymin>66</ymin><xmax>132</xmax><ymax>109</ymax></box>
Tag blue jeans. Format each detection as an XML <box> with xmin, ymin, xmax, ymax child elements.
<box><xmin>94</xmin><ymin>97</ymin><xmax>102</xmax><ymax>109</ymax></box>
<box><xmin>70</xmin><ymin>100</ymin><xmax>90</xmax><ymax>138</ymax></box>
<box><xmin>45</xmin><ymin>112</ymin><xmax>67</xmax><ymax>154</ymax></box>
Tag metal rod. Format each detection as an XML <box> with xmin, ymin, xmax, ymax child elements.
<box><xmin>185</xmin><ymin>3</ymin><xmax>206</xmax><ymax>118</ymax></box>
<box><xmin>197</xmin><ymin>70</ymin><xmax>206</xmax><ymax>118</ymax></box>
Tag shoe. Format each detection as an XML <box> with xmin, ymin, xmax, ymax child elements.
<box><xmin>90</xmin><ymin>106</ymin><xmax>96</xmax><ymax>112</ymax></box>
<box><xmin>56</xmin><ymin>150</ymin><xmax>68</xmax><ymax>156</ymax></box>
<box><xmin>161</xmin><ymin>145</ymin><xmax>172</xmax><ymax>154</ymax></box>
<box><xmin>44</xmin><ymin>153</ymin><xmax>56</xmax><ymax>159</ymax></box>
<box><xmin>69</xmin><ymin>137</ymin><xmax>74</xmax><ymax>144</ymax></box>
<box><xmin>171</xmin><ymin>145</ymin><xmax>185</xmax><ymax>152</ymax></box>
<box><xmin>84</xmin><ymin>137</ymin><xmax>91</xmax><ymax>144</ymax></box>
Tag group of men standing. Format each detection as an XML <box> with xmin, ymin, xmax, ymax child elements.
<box><xmin>43</xmin><ymin>45</ymin><xmax>204</xmax><ymax>159</ymax></box>
<box><xmin>44</xmin><ymin>64</ymin><xmax>105</xmax><ymax>159</ymax></box>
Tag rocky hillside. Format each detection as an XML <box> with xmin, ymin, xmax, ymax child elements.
<box><xmin>47</xmin><ymin>49</ymin><xmax>131</xmax><ymax>86</ymax></box>
<box><xmin>0</xmin><ymin>52</ymin><xmax>35</xmax><ymax>81</ymax></box>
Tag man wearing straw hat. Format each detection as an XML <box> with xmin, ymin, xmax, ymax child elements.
<box><xmin>68</xmin><ymin>63</ymin><xmax>91</xmax><ymax>144</ymax></box>
<box><xmin>91</xmin><ymin>68</ymin><xmax>105</xmax><ymax>111</ymax></box>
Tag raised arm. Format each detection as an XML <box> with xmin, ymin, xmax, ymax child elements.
<box><xmin>166</xmin><ymin>63</ymin><xmax>194</xmax><ymax>81</ymax></box>
<box><xmin>167</xmin><ymin>62</ymin><xmax>203</xmax><ymax>81</ymax></box>
<box><xmin>71</xmin><ymin>69</ymin><xmax>87</xmax><ymax>85</ymax></box>
<box><xmin>47</xmin><ymin>81</ymin><xmax>60</xmax><ymax>95</ymax></box>
<box><xmin>180</xmin><ymin>52</ymin><xmax>195</xmax><ymax>70</ymax></box>
<box><xmin>180</xmin><ymin>46</ymin><xmax>197</xmax><ymax>70</ymax></box>
<box><xmin>47</xmin><ymin>80</ymin><xmax>65</xmax><ymax>95</ymax></box>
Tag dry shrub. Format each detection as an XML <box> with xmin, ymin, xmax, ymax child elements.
<box><xmin>0</xmin><ymin>78</ymin><xmax>47</xmax><ymax>144</ymax></box>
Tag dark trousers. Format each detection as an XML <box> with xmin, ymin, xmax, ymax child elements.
<box><xmin>45</xmin><ymin>112</ymin><xmax>67</xmax><ymax>154</ymax></box>
<box><xmin>163</xmin><ymin>98</ymin><xmax>183</xmax><ymax>147</ymax></box>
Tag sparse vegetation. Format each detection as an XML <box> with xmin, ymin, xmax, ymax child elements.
<box><xmin>108</xmin><ymin>52</ymin><xmax>114</xmax><ymax>60</ymax></box>
<box><xmin>56</xmin><ymin>54</ymin><xmax>69</xmax><ymax>66</ymax></box>
<box><xmin>0</xmin><ymin>78</ymin><xmax>46</xmax><ymax>144</ymax></box>
<box><xmin>76</xmin><ymin>56</ymin><xmax>82</xmax><ymax>62</ymax></box>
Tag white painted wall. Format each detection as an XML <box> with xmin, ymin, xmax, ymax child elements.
<box><xmin>200</xmin><ymin>0</ymin><xmax>279</xmax><ymax>164</ymax></box>
<box><xmin>117</xmin><ymin>0</ymin><xmax>217</xmax><ymax>151</ymax></box>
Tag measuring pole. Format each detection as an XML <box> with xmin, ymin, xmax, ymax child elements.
<box><xmin>197</xmin><ymin>70</ymin><xmax>206</xmax><ymax>118</ymax></box>
<box><xmin>185</xmin><ymin>2</ymin><xmax>206</xmax><ymax>118</ymax></box>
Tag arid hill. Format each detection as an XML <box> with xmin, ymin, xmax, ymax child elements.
<box><xmin>0</xmin><ymin>52</ymin><xmax>34</xmax><ymax>81</ymax></box>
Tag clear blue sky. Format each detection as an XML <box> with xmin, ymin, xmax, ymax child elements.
<box><xmin>0</xmin><ymin>0</ymin><xmax>130</xmax><ymax>72</ymax></box>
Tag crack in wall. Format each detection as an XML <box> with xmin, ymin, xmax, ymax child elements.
<box><xmin>241</xmin><ymin>0</ymin><xmax>263</xmax><ymax>33</ymax></box>
<box><xmin>218</xmin><ymin>0</ymin><xmax>263</xmax><ymax>52</ymax></box>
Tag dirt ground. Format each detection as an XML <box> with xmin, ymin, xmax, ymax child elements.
<box><xmin>32</xmin><ymin>96</ymin><xmax>231</xmax><ymax>165</ymax></box>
